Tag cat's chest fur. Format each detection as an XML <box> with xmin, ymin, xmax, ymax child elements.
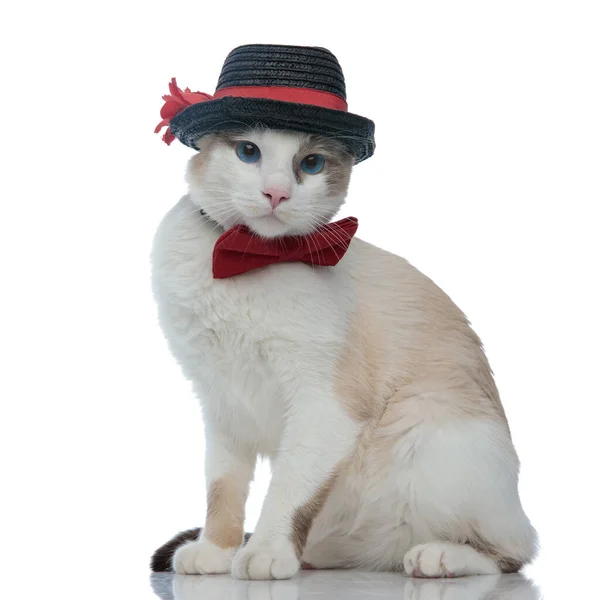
<box><xmin>151</xmin><ymin>197</ymin><xmax>355</xmax><ymax>452</ymax></box>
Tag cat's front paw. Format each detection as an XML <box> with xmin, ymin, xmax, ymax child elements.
<box><xmin>231</xmin><ymin>538</ymin><xmax>300</xmax><ymax>580</ymax></box>
<box><xmin>173</xmin><ymin>538</ymin><xmax>236</xmax><ymax>574</ymax></box>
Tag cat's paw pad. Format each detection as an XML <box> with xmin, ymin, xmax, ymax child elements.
<box><xmin>403</xmin><ymin>542</ymin><xmax>499</xmax><ymax>578</ymax></box>
<box><xmin>231</xmin><ymin>539</ymin><xmax>300</xmax><ymax>580</ymax></box>
<box><xmin>172</xmin><ymin>539</ymin><xmax>236</xmax><ymax>574</ymax></box>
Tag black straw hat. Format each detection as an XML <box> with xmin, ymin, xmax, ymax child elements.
<box><xmin>156</xmin><ymin>44</ymin><xmax>375</xmax><ymax>163</ymax></box>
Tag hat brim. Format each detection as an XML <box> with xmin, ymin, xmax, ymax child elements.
<box><xmin>168</xmin><ymin>96</ymin><xmax>375</xmax><ymax>163</ymax></box>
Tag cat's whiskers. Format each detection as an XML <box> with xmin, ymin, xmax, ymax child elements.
<box><xmin>313</xmin><ymin>217</ymin><xmax>350</xmax><ymax>248</ymax></box>
<box><xmin>299</xmin><ymin>228</ymin><xmax>318</xmax><ymax>273</ymax></box>
<box><xmin>296</xmin><ymin>225</ymin><xmax>328</xmax><ymax>270</ymax></box>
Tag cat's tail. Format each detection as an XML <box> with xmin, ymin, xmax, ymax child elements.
<box><xmin>150</xmin><ymin>528</ymin><xmax>202</xmax><ymax>572</ymax></box>
<box><xmin>150</xmin><ymin>528</ymin><xmax>254</xmax><ymax>572</ymax></box>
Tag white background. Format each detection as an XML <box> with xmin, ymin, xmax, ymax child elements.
<box><xmin>1</xmin><ymin>2</ymin><xmax>599</xmax><ymax>599</ymax></box>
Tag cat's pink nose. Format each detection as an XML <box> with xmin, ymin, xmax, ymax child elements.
<box><xmin>262</xmin><ymin>188</ymin><xmax>290</xmax><ymax>209</ymax></box>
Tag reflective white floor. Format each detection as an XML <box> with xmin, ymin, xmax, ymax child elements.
<box><xmin>150</xmin><ymin>571</ymin><xmax>541</xmax><ymax>600</ymax></box>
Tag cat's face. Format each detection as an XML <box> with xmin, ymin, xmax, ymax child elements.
<box><xmin>186</xmin><ymin>128</ymin><xmax>354</xmax><ymax>237</ymax></box>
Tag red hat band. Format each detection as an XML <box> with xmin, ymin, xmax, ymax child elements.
<box><xmin>212</xmin><ymin>86</ymin><xmax>348</xmax><ymax>111</ymax></box>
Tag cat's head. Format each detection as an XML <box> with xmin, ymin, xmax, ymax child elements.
<box><xmin>185</xmin><ymin>128</ymin><xmax>354</xmax><ymax>238</ymax></box>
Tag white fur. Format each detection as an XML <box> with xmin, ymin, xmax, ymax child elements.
<box><xmin>232</xmin><ymin>537</ymin><xmax>300</xmax><ymax>580</ymax></box>
<box><xmin>152</xmin><ymin>129</ymin><xmax>537</xmax><ymax>580</ymax></box>
<box><xmin>173</xmin><ymin>539</ymin><xmax>235</xmax><ymax>575</ymax></box>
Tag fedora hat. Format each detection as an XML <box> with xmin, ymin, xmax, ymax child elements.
<box><xmin>155</xmin><ymin>44</ymin><xmax>375</xmax><ymax>163</ymax></box>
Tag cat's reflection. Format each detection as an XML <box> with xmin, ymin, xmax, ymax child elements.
<box><xmin>404</xmin><ymin>574</ymin><xmax>540</xmax><ymax>600</ymax></box>
<box><xmin>150</xmin><ymin>571</ymin><xmax>541</xmax><ymax>600</ymax></box>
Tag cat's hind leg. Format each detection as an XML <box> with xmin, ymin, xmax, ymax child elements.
<box><xmin>399</xmin><ymin>409</ymin><xmax>537</xmax><ymax>577</ymax></box>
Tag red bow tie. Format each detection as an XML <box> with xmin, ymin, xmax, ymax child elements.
<box><xmin>212</xmin><ymin>217</ymin><xmax>359</xmax><ymax>279</ymax></box>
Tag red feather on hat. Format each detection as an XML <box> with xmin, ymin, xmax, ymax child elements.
<box><xmin>155</xmin><ymin>78</ymin><xmax>213</xmax><ymax>145</ymax></box>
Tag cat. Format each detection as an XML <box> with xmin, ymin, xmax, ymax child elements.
<box><xmin>150</xmin><ymin>126</ymin><xmax>538</xmax><ymax>580</ymax></box>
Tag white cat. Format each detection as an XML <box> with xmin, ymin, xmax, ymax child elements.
<box><xmin>150</xmin><ymin>127</ymin><xmax>537</xmax><ymax>580</ymax></box>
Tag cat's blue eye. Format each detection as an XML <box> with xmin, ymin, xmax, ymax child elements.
<box><xmin>300</xmin><ymin>154</ymin><xmax>325</xmax><ymax>174</ymax></box>
<box><xmin>236</xmin><ymin>141</ymin><xmax>261</xmax><ymax>163</ymax></box>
